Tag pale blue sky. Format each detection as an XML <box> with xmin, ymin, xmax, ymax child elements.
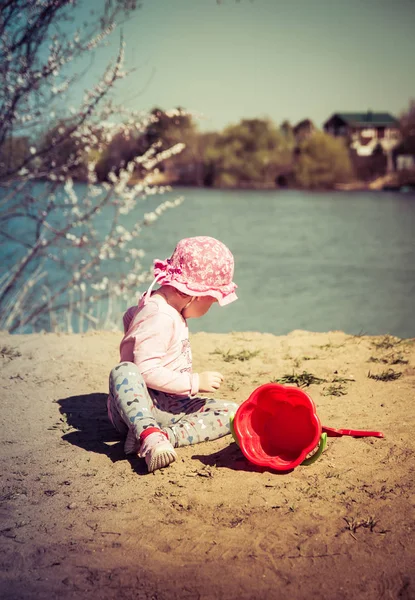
<box><xmin>72</xmin><ymin>0</ymin><xmax>415</xmax><ymax>130</ymax></box>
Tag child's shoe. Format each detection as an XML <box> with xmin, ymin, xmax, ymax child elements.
<box><xmin>124</xmin><ymin>428</ymin><xmax>140</xmax><ymax>455</ymax></box>
<box><xmin>139</xmin><ymin>429</ymin><xmax>177</xmax><ymax>472</ymax></box>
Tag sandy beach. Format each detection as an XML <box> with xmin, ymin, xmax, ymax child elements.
<box><xmin>0</xmin><ymin>329</ymin><xmax>414</xmax><ymax>600</ymax></box>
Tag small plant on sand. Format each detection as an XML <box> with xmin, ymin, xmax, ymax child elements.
<box><xmin>212</xmin><ymin>348</ymin><xmax>260</xmax><ymax>363</ymax></box>
<box><xmin>372</xmin><ymin>335</ymin><xmax>402</xmax><ymax>350</ymax></box>
<box><xmin>389</xmin><ymin>355</ymin><xmax>409</xmax><ymax>365</ymax></box>
<box><xmin>343</xmin><ymin>515</ymin><xmax>378</xmax><ymax>533</ymax></box>
<box><xmin>234</xmin><ymin>370</ymin><xmax>248</xmax><ymax>378</ymax></box>
<box><xmin>351</xmin><ymin>330</ymin><xmax>368</xmax><ymax>338</ymax></box>
<box><xmin>282</xmin><ymin>352</ymin><xmax>302</xmax><ymax>368</ymax></box>
<box><xmin>323</xmin><ymin>383</ymin><xmax>347</xmax><ymax>397</ymax></box>
<box><xmin>368</xmin><ymin>369</ymin><xmax>402</xmax><ymax>382</ymax></box>
<box><xmin>368</xmin><ymin>356</ymin><xmax>388</xmax><ymax>364</ymax></box>
<box><xmin>0</xmin><ymin>346</ymin><xmax>22</xmax><ymax>360</ymax></box>
<box><xmin>333</xmin><ymin>375</ymin><xmax>355</xmax><ymax>383</ymax></box>
<box><xmin>323</xmin><ymin>375</ymin><xmax>355</xmax><ymax>397</ymax></box>
<box><xmin>316</xmin><ymin>341</ymin><xmax>345</xmax><ymax>350</ymax></box>
<box><xmin>389</xmin><ymin>356</ymin><xmax>409</xmax><ymax>365</ymax></box>
<box><xmin>368</xmin><ymin>354</ymin><xmax>408</xmax><ymax>365</ymax></box>
<box><xmin>271</xmin><ymin>371</ymin><xmax>327</xmax><ymax>388</ymax></box>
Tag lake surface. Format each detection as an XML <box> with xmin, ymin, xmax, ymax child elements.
<box><xmin>135</xmin><ymin>187</ymin><xmax>415</xmax><ymax>338</ymax></box>
<box><xmin>2</xmin><ymin>184</ymin><xmax>415</xmax><ymax>337</ymax></box>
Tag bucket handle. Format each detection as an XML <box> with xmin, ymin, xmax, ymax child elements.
<box><xmin>301</xmin><ymin>433</ymin><xmax>327</xmax><ymax>466</ymax></box>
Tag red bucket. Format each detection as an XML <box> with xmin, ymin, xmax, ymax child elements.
<box><xmin>232</xmin><ymin>383</ymin><xmax>322</xmax><ymax>471</ymax></box>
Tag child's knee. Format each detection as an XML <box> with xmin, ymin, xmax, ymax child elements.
<box><xmin>227</xmin><ymin>401</ymin><xmax>239</xmax><ymax>411</ymax></box>
<box><xmin>216</xmin><ymin>400</ymin><xmax>238</xmax><ymax>415</ymax></box>
<box><xmin>109</xmin><ymin>361</ymin><xmax>142</xmax><ymax>387</ymax></box>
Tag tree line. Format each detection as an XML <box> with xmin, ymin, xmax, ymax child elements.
<box><xmin>0</xmin><ymin>109</ymin><xmax>355</xmax><ymax>189</ymax></box>
<box><xmin>4</xmin><ymin>101</ymin><xmax>415</xmax><ymax>190</ymax></box>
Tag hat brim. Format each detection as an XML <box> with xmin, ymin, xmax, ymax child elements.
<box><xmin>165</xmin><ymin>280</ymin><xmax>238</xmax><ymax>306</ymax></box>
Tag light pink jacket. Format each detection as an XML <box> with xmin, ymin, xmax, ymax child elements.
<box><xmin>120</xmin><ymin>294</ymin><xmax>199</xmax><ymax>397</ymax></box>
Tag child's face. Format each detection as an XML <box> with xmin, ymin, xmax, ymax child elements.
<box><xmin>182</xmin><ymin>296</ymin><xmax>217</xmax><ymax>319</ymax></box>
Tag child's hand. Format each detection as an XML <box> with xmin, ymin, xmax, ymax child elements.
<box><xmin>199</xmin><ymin>371</ymin><xmax>224</xmax><ymax>393</ymax></box>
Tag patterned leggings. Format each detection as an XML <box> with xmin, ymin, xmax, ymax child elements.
<box><xmin>107</xmin><ymin>362</ymin><xmax>238</xmax><ymax>448</ymax></box>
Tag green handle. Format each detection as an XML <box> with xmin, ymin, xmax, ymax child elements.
<box><xmin>229</xmin><ymin>413</ymin><xmax>239</xmax><ymax>445</ymax></box>
<box><xmin>301</xmin><ymin>433</ymin><xmax>327</xmax><ymax>466</ymax></box>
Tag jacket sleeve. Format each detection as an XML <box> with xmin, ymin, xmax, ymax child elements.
<box><xmin>131</xmin><ymin>311</ymin><xmax>199</xmax><ymax>395</ymax></box>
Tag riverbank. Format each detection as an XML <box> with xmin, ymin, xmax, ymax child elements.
<box><xmin>1</xmin><ymin>329</ymin><xmax>414</xmax><ymax>599</ymax></box>
<box><xmin>335</xmin><ymin>172</ymin><xmax>415</xmax><ymax>192</ymax></box>
<box><xmin>30</xmin><ymin>170</ymin><xmax>415</xmax><ymax>192</ymax></box>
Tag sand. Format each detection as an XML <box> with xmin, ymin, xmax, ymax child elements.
<box><xmin>0</xmin><ymin>329</ymin><xmax>414</xmax><ymax>600</ymax></box>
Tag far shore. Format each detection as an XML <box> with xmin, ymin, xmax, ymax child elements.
<box><xmin>29</xmin><ymin>171</ymin><xmax>415</xmax><ymax>193</ymax></box>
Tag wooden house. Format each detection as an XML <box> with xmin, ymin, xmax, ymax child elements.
<box><xmin>323</xmin><ymin>111</ymin><xmax>400</xmax><ymax>158</ymax></box>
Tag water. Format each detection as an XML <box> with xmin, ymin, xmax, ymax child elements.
<box><xmin>2</xmin><ymin>184</ymin><xmax>415</xmax><ymax>337</ymax></box>
<box><xmin>135</xmin><ymin>187</ymin><xmax>415</xmax><ymax>338</ymax></box>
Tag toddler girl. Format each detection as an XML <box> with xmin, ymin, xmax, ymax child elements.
<box><xmin>107</xmin><ymin>236</ymin><xmax>239</xmax><ymax>473</ymax></box>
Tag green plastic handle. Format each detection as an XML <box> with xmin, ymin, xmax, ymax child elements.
<box><xmin>229</xmin><ymin>413</ymin><xmax>239</xmax><ymax>445</ymax></box>
<box><xmin>301</xmin><ymin>433</ymin><xmax>327</xmax><ymax>466</ymax></box>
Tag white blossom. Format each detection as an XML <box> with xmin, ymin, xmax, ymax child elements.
<box><xmin>0</xmin><ymin>1</ymin><xmax>186</xmax><ymax>335</ymax></box>
<box><xmin>143</xmin><ymin>212</ymin><xmax>157</xmax><ymax>225</ymax></box>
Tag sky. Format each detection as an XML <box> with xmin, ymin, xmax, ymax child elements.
<box><xmin>71</xmin><ymin>0</ymin><xmax>415</xmax><ymax>131</ymax></box>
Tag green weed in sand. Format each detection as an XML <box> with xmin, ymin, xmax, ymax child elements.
<box><xmin>372</xmin><ymin>335</ymin><xmax>402</xmax><ymax>350</ymax></box>
<box><xmin>212</xmin><ymin>348</ymin><xmax>260</xmax><ymax>363</ymax></box>
<box><xmin>343</xmin><ymin>515</ymin><xmax>378</xmax><ymax>534</ymax></box>
<box><xmin>323</xmin><ymin>375</ymin><xmax>355</xmax><ymax>396</ymax></box>
<box><xmin>323</xmin><ymin>383</ymin><xmax>348</xmax><ymax>397</ymax></box>
<box><xmin>0</xmin><ymin>346</ymin><xmax>22</xmax><ymax>360</ymax></box>
<box><xmin>368</xmin><ymin>354</ymin><xmax>408</xmax><ymax>365</ymax></box>
<box><xmin>368</xmin><ymin>369</ymin><xmax>402</xmax><ymax>382</ymax></box>
<box><xmin>272</xmin><ymin>371</ymin><xmax>327</xmax><ymax>388</ymax></box>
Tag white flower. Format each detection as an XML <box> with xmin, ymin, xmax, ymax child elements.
<box><xmin>143</xmin><ymin>212</ymin><xmax>157</xmax><ymax>225</ymax></box>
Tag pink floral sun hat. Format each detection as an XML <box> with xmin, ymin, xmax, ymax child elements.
<box><xmin>150</xmin><ymin>236</ymin><xmax>238</xmax><ymax>306</ymax></box>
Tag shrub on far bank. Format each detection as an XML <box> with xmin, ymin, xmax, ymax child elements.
<box><xmin>293</xmin><ymin>131</ymin><xmax>354</xmax><ymax>189</ymax></box>
<box><xmin>203</xmin><ymin>119</ymin><xmax>294</xmax><ymax>188</ymax></box>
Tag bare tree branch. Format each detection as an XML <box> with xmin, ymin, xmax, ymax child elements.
<box><xmin>0</xmin><ymin>0</ymin><xmax>185</xmax><ymax>333</ymax></box>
